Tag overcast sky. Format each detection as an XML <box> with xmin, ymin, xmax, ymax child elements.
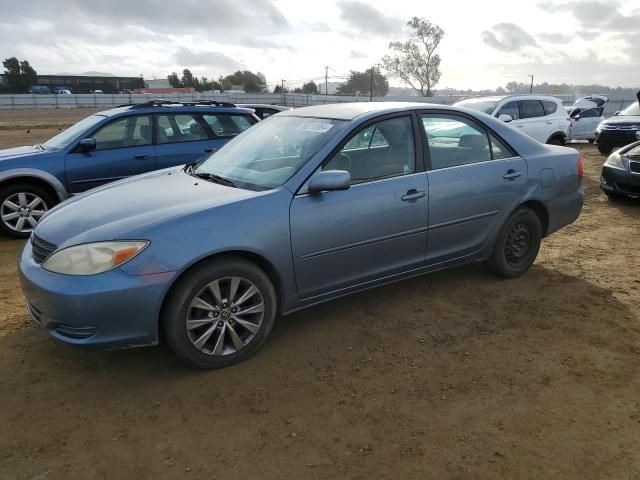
<box><xmin>0</xmin><ymin>0</ymin><xmax>638</xmax><ymax>90</ymax></box>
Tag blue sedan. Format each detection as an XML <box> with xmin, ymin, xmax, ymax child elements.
<box><xmin>18</xmin><ymin>102</ymin><xmax>583</xmax><ymax>368</ymax></box>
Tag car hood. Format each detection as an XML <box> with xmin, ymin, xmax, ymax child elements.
<box><xmin>0</xmin><ymin>145</ymin><xmax>48</xmax><ymax>161</ymax></box>
<box><xmin>35</xmin><ymin>167</ymin><xmax>262</xmax><ymax>247</ymax></box>
<box><xmin>601</xmin><ymin>115</ymin><xmax>640</xmax><ymax>126</ymax></box>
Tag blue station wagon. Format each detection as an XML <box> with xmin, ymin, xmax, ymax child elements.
<box><xmin>0</xmin><ymin>100</ymin><xmax>259</xmax><ymax>237</ymax></box>
<box><xmin>18</xmin><ymin>102</ymin><xmax>583</xmax><ymax>369</ymax></box>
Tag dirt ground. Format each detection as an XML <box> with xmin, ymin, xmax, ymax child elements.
<box><xmin>0</xmin><ymin>109</ymin><xmax>639</xmax><ymax>480</ymax></box>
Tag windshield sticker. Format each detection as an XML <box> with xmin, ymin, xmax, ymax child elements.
<box><xmin>296</xmin><ymin>122</ymin><xmax>334</xmax><ymax>133</ymax></box>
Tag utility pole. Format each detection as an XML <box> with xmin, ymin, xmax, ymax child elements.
<box><xmin>325</xmin><ymin>66</ymin><xmax>329</xmax><ymax>95</ymax></box>
<box><xmin>370</xmin><ymin>65</ymin><xmax>374</xmax><ymax>102</ymax></box>
<box><xmin>281</xmin><ymin>79</ymin><xmax>285</xmax><ymax>91</ymax></box>
<box><xmin>528</xmin><ymin>75</ymin><xmax>534</xmax><ymax>94</ymax></box>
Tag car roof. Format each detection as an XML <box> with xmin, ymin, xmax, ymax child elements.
<box><xmin>458</xmin><ymin>94</ymin><xmax>563</xmax><ymax>103</ymax></box>
<box><xmin>98</xmin><ymin>104</ymin><xmax>255</xmax><ymax>117</ymax></box>
<box><xmin>237</xmin><ymin>104</ymin><xmax>291</xmax><ymax>111</ymax></box>
<box><xmin>279</xmin><ymin>102</ymin><xmax>456</xmax><ymax>120</ymax></box>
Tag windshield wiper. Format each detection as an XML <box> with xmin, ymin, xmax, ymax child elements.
<box><xmin>33</xmin><ymin>143</ymin><xmax>45</xmax><ymax>150</ymax></box>
<box><xmin>193</xmin><ymin>172</ymin><xmax>236</xmax><ymax>188</ymax></box>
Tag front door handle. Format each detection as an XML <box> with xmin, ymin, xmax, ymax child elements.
<box><xmin>401</xmin><ymin>189</ymin><xmax>426</xmax><ymax>201</ymax></box>
<box><xmin>134</xmin><ymin>154</ymin><xmax>150</xmax><ymax>160</ymax></box>
<box><xmin>503</xmin><ymin>170</ymin><xmax>522</xmax><ymax>180</ymax></box>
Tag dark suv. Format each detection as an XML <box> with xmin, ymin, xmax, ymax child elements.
<box><xmin>595</xmin><ymin>97</ymin><xmax>640</xmax><ymax>155</ymax></box>
<box><xmin>0</xmin><ymin>100</ymin><xmax>259</xmax><ymax>237</ymax></box>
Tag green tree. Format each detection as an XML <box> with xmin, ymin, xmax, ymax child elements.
<box><xmin>167</xmin><ymin>72</ymin><xmax>181</xmax><ymax>88</ymax></box>
<box><xmin>302</xmin><ymin>81</ymin><xmax>319</xmax><ymax>94</ymax></box>
<box><xmin>337</xmin><ymin>68</ymin><xmax>389</xmax><ymax>97</ymax></box>
<box><xmin>3</xmin><ymin>57</ymin><xmax>37</xmax><ymax>93</ymax></box>
<box><xmin>220</xmin><ymin>71</ymin><xmax>268</xmax><ymax>93</ymax></box>
<box><xmin>382</xmin><ymin>17</ymin><xmax>444</xmax><ymax>96</ymax></box>
<box><xmin>181</xmin><ymin>69</ymin><xmax>195</xmax><ymax>88</ymax></box>
<box><xmin>273</xmin><ymin>84</ymin><xmax>289</xmax><ymax>94</ymax></box>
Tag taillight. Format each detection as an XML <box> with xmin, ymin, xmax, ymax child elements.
<box><xmin>577</xmin><ymin>155</ymin><xmax>584</xmax><ymax>177</ymax></box>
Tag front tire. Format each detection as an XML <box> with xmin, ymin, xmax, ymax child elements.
<box><xmin>163</xmin><ymin>256</ymin><xmax>277</xmax><ymax>369</ymax></box>
<box><xmin>604</xmin><ymin>191</ymin><xmax>626</xmax><ymax>200</ymax></box>
<box><xmin>0</xmin><ymin>183</ymin><xmax>54</xmax><ymax>238</ymax></box>
<box><xmin>598</xmin><ymin>145</ymin><xmax>613</xmax><ymax>155</ymax></box>
<box><xmin>547</xmin><ymin>136</ymin><xmax>565</xmax><ymax>146</ymax></box>
<box><xmin>488</xmin><ymin>207</ymin><xmax>542</xmax><ymax>278</ymax></box>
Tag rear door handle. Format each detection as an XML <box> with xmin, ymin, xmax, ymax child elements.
<box><xmin>503</xmin><ymin>170</ymin><xmax>522</xmax><ymax>180</ymax></box>
<box><xmin>134</xmin><ymin>154</ymin><xmax>150</xmax><ymax>160</ymax></box>
<box><xmin>401</xmin><ymin>189</ymin><xmax>426</xmax><ymax>201</ymax></box>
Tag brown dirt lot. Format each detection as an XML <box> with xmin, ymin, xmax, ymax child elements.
<box><xmin>0</xmin><ymin>110</ymin><xmax>639</xmax><ymax>480</ymax></box>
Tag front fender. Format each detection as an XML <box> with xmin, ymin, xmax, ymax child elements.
<box><xmin>0</xmin><ymin>168</ymin><xmax>68</xmax><ymax>202</ymax></box>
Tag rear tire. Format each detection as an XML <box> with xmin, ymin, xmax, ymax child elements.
<box><xmin>0</xmin><ymin>183</ymin><xmax>55</xmax><ymax>238</ymax></box>
<box><xmin>488</xmin><ymin>207</ymin><xmax>542</xmax><ymax>278</ymax></box>
<box><xmin>162</xmin><ymin>256</ymin><xmax>277</xmax><ymax>369</ymax></box>
<box><xmin>598</xmin><ymin>145</ymin><xmax>613</xmax><ymax>155</ymax></box>
<box><xmin>547</xmin><ymin>136</ymin><xmax>565</xmax><ymax>146</ymax></box>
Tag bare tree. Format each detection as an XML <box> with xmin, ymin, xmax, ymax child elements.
<box><xmin>382</xmin><ymin>17</ymin><xmax>444</xmax><ymax>97</ymax></box>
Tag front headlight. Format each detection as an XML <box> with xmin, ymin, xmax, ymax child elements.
<box><xmin>604</xmin><ymin>152</ymin><xmax>625</xmax><ymax>170</ymax></box>
<box><xmin>42</xmin><ymin>241</ymin><xmax>149</xmax><ymax>275</ymax></box>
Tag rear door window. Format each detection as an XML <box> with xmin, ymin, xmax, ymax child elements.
<box><xmin>520</xmin><ymin>100</ymin><xmax>545</xmax><ymax>119</ymax></box>
<box><xmin>541</xmin><ymin>100</ymin><xmax>558</xmax><ymax>115</ymax></box>
<box><xmin>157</xmin><ymin>114</ymin><xmax>209</xmax><ymax>144</ymax></box>
<box><xmin>203</xmin><ymin>114</ymin><xmax>257</xmax><ymax>138</ymax></box>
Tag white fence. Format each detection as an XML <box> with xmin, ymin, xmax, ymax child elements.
<box><xmin>0</xmin><ymin>92</ymin><xmax>632</xmax><ymax>116</ymax></box>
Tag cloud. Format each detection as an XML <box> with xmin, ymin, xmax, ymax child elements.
<box><xmin>349</xmin><ymin>50</ymin><xmax>367</xmax><ymax>59</ymax></box>
<box><xmin>0</xmin><ymin>0</ymin><xmax>290</xmax><ymax>37</ymax></box>
<box><xmin>336</xmin><ymin>0</ymin><xmax>404</xmax><ymax>36</ymax></box>
<box><xmin>481</xmin><ymin>23</ymin><xmax>538</xmax><ymax>52</ymax></box>
<box><xmin>537</xmin><ymin>32</ymin><xmax>572</xmax><ymax>44</ymax></box>
<box><xmin>173</xmin><ymin>48</ymin><xmax>242</xmax><ymax>70</ymax></box>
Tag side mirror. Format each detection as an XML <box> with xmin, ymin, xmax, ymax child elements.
<box><xmin>308</xmin><ymin>170</ymin><xmax>351</xmax><ymax>193</ymax></box>
<box><xmin>78</xmin><ymin>138</ymin><xmax>96</xmax><ymax>151</ymax></box>
<box><xmin>574</xmin><ymin>115</ymin><xmax>581</xmax><ymax>121</ymax></box>
<box><xmin>498</xmin><ymin>114</ymin><xmax>513</xmax><ymax>123</ymax></box>
<box><xmin>614</xmin><ymin>111</ymin><xmax>620</xmax><ymax>116</ymax></box>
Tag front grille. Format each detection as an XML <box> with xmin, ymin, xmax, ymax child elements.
<box><xmin>31</xmin><ymin>234</ymin><xmax>57</xmax><ymax>264</ymax></box>
<box><xmin>630</xmin><ymin>161</ymin><xmax>640</xmax><ymax>174</ymax></box>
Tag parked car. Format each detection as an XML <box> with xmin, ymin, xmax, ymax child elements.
<box><xmin>236</xmin><ymin>104</ymin><xmax>292</xmax><ymax>120</ymax></box>
<box><xmin>595</xmin><ymin>97</ymin><xmax>640</xmax><ymax>155</ymax></box>
<box><xmin>0</xmin><ymin>100</ymin><xmax>259</xmax><ymax>237</ymax></box>
<box><xmin>455</xmin><ymin>95</ymin><xmax>570</xmax><ymax>145</ymax></box>
<box><xmin>566</xmin><ymin>107</ymin><xmax>604</xmax><ymax>142</ymax></box>
<box><xmin>600</xmin><ymin>140</ymin><xmax>640</xmax><ymax>199</ymax></box>
<box><xmin>572</xmin><ymin>94</ymin><xmax>608</xmax><ymax>110</ymax></box>
<box><xmin>19</xmin><ymin>102</ymin><xmax>583</xmax><ymax>369</ymax></box>
<box><xmin>53</xmin><ymin>89</ymin><xmax>72</xmax><ymax>95</ymax></box>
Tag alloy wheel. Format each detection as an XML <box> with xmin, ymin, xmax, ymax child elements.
<box><xmin>1</xmin><ymin>192</ymin><xmax>48</xmax><ymax>233</ymax></box>
<box><xmin>185</xmin><ymin>276</ymin><xmax>265</xmax><ymax>356</ymax></box>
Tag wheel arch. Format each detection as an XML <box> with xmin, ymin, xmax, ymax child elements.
<box><xmin>545</xmin><ymin>131</ymin><xmax>567</xmax><ymax>145</ymax></box>
<box><xmin>519</xmin><ymin>199</ymin><xmax>549</xmax><ymax>237</ymax></box>
<box><xmin>0</xmin><ymin>169</ymin><xmax>68</xmax><ymax>203</ymax></box>
<box><xmin>158</xmin><ymin>249</ymin><xmax>286</xmax><ymax>333</ymax></box>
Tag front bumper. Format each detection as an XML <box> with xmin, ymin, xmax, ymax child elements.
<box><xmin>18</xmin><ymin>240</ymin><xmax>177</xmax><ymax>348</ymax></box>
<box><xmin>601</xmin><ymin>165</ymin><xmax>640</xmax><ymax>196</ymax></box>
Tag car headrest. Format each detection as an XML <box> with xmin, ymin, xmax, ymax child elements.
<box><xmin>190</xmin><ymin>123</ymin><xmax>204</xmax><ymax>135</ymax></box>
<box><xmin>458</xmin><ymin>134</ymin><xmax>485</xmax><ymax>149</ymax></box>
<box><xmin>139</xmin><ymin>125</ymin><xmax>150</xmax><ymax>141</ymax></box>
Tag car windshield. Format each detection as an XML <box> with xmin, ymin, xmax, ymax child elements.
<box><xmin>619</xmin><ymin>101</ymin><xmax>640</xmax><ymax>116</ymax></box>
<box><xmin>42</xmin><ymin>114</ymin><xmax>105</xmax><ymax>151</ymax></box>
<box><xmin>455</xmin><ymin>99</ymin><xmax>499</xmax><ymax>115</ymax></box>
<box><xmin>194</xmin><ymin>116</ymin><xmax>348</xmax><ymax>190</ymax></box>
